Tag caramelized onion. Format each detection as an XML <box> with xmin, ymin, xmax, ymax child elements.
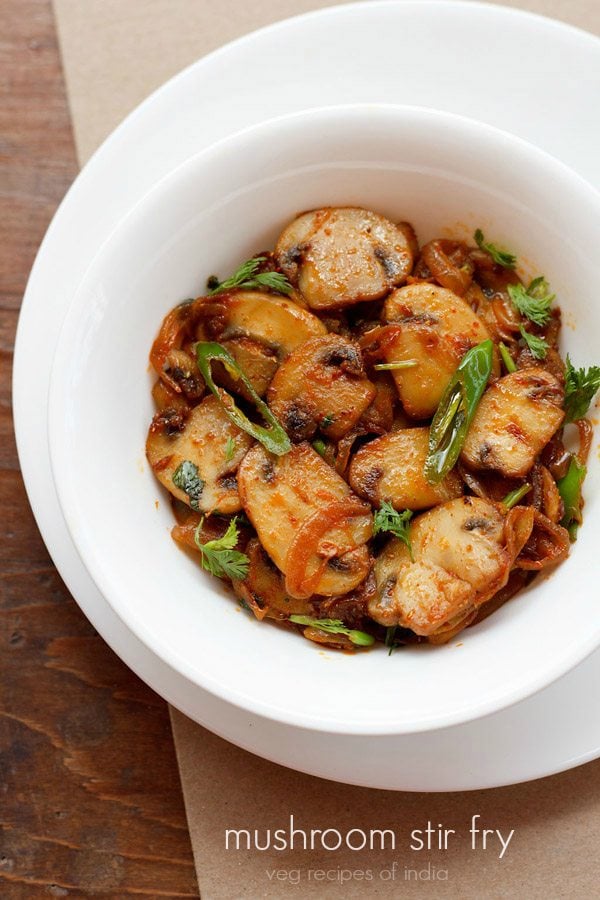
<box><xmin>541</xmin><ymin>431</ymin><xmax>571</xmax><ymax>480</ymax></box>
<box><xmin>470</xmin><ymin>569</ymin><xmax>533</xmax><ymax>626</ymax></box>
<box><xmin>540</xmin><ymin>465</ymin><xmax>564</xmax><ymax>523</ymax></box>
<box><xmin>284</xmin><ymin>498</ymin><xmax>371</xmax><ymax>599</ymax></box>
<box><xmin>490</xmin><ymin>297</ymin><xmax>521</xmax><ymax>339</ymax></box>
<box><xmin>358</xmin><ymin>324</ymin><xmax>404</xmax><ymax>361</ymax></box>
<box><xmin>150</xmin><ymin>301</ymin><xmax>199</xmax><ymax>376</ymax></box>
<box><xmin>504</xmin><ymin>505</ymin><xmax>535</xmax><ymax>561</ymax></box>
<box><xmin>515</xmin><ymin>511</ymin><xmax>570</xmax><ymax>570</ymax></box>
<box><xmin>458</xmin><ymin>465</ymin><xmax>490</xmax><ymax>499</ymax></box>
<box><xmin>335</xmin><ymin>429</ymin><xmax>363</xmax><ymax>476</ymax></box>
<box><xmin>421</xmin><ymin>240</ymin><xmax>472</xmax><ymax>296</ymax></box>
<box><xmin>427</xmin><ymin>608</ymin><xmax>478</xmax><ymax>645</ymax></box>
<box><xmin>576</xmin><ymin>418</ymin><xmax>594</xmax><ymax>465</ymax></box>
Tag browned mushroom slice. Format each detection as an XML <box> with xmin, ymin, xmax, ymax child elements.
<box><xmin>358</xmin><ymin>374</ymin><xmax>397</xmax><ymax>434</ymax></box>
<box><xmin>267</xmin><ymin>335</ymin><xmax>376</xmax><ymax>442</ymax></box>
<box><xmin>238</xmin><ymin>443</ymin><xmax>373</xmax><ymax>599</ymax></box>
<box><xmin>381</xmin><ymin>283</ymin><xmax>493</xmax><ymax>418</ymax></box>
<box><xmin>349</xmin><ymin>428</ymin><xmax>463</xmax><ymax>510</ymax></box>
<box><xmin>199</xmin><ymin>290</ymin><xmax>327</xmax><ymax>358</ymax></box>
<box><xmin>232</xmin><ymin>539</ymin><xmax>314</xmax><ymax>620</ymax></box>
<box><xmin>419</xmin><ymin>239</ymin><xmax>473</xmax><ymax>296</ymax></box>
<box><xmin>461</xmin><ymin>368</ymin><xmax>565</xmax><ymax>477</ymax></box>
<box><xmin>369</xmin><ymin>497</ymin><xmax>514</xmax><ymax>636</ymax></box>
<box><xmin>514</xmin><ymin>510</ymin><xmax>570</xmax><ymax>570</ymax></box>
<box><xmin>150</xmin><ymin>299</ymin><xmax>199</xmax><ymax>376</ymax></box>
<box><xmin>158</xmin><ymin>348</ymin><xmax>205</xmax><ymax>400</ymax></box>
<box><xmin>275</xmin><ymin>207</ymin><xmax>414</xmax><ymax>310</ymax></box>
<box><xmin>151</xmin><ymin>378</ymin><xmax>190</xmax><ymax>414</ymax></box>
<box><xmin>211</xmin><ymin>336</ymin><xmax>279</xmax><ymax>399</ymax></box>
<box><xmin>146</xmin><ymin>395</ymin><xmax>253</xmax><ymax>514</ymax></box>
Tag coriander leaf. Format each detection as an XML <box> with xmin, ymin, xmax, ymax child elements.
<box><xmin>564</xmin><ymin>355</ymin><xmax>600</xmax><ymax>422</ymax></box>
<box><xmin>172</xmin><ymin>460</ymin><xmax>204</xmax><ymax>510</ymax></box>
<box><xmin>508</xmin><ymin>279</ymin><xmax>554</xmax><ymax>326</ymax></box>
<box><xmin>320</xmin><ymin>414</ymin><xmax>335</xmax><ymax>429</ymax></box>
<box><xmin>224</xmin><ymin>436</ymin><xmax>236</xmax><ymax>462</ymax></box>
<box><xmin>208</xmin><ymin>256</ymin><xmax>292</xmax><ymax>296</ymax></box>
<box><xmin>527</xmin><ymin>275</ymin><xmax>553</xmax><ymax>300</ymax></box>
<box><xmin>519</xmin><ymin>325</ymin><xmax>548</xmax><ymax>360</ymax></box>
<box><xmin>194</xmin><ymin>516</ymin><xmax>249</xmax><ymax>580</ymax></box>
<box><xmin>373</xmin><ymin>501</ymin><xmax>414</xmax><ymax>561</ymax></box>
<box><xmin>474</xmin><ymin>228</ymin><xmax>517</xmax><ymax>268</ymax></box>
<box><xmin>289</xmin><ymin>615</ymin><xmax>374</xmax><ymax>647</ymax></box>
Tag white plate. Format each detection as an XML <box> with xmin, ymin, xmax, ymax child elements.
<box><xmin>48</xmin><ymin>103</ymin><xmax>600</xmax><ymax>735</ymax></box>
<box><xmin>14</xmin><ymin>1</ymin><xmax>600</xmax><ymax>789</ymax></box>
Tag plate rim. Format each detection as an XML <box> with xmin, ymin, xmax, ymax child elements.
<box><xmin>47</xmin><ymin>101</ymin><xmax>600</xmax><ymax>737</ymax></box>
<box><xmin>13</xmin><ymin>0</ymin><xmax>600</xmax><ymax>787</ymax></box>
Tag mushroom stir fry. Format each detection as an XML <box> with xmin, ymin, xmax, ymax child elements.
<box><xmin>146</xmin><ymin>207</ymin><xmax>600</xmax><ymax>652</ymax></box>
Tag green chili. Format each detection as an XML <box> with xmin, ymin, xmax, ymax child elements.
<box><xmin>196</xmin><ymin>341</ymin><xmax>291</xmax><ymax>455</ymax></box>
<box><xmin>498</xmin><ymin>341</ymin><xmax>517</xmax><ymax>374</ymax></box>
<box><xmin>557</xmin><ymin>457</ymin><xmax>587</xmax><ymax>541</ymax></box>
<box><xmin>373</xmin><ymin>359</ymin><xmax>419</xmax><ymax>371</ymax></box>
<box><xmin>312</xmin><ymin>438</ymin><xmax>328</xmax><ymax>457</ymax></box>
<box><xmin>502</xmin><ymin>483</ymin><xmax>531</xmax><ymax>510</ymax></box>
<box><xmin>424</xmin><ymin>339</ymin><xmax>494</xmax><ymax>484</ymax></box>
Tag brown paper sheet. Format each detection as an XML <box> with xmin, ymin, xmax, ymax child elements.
<box><xmin>51</xmin><ymin>0</ymin><xmax>600</xmax><ymax>896</ymax></box>
<box><xmin>54</xmin><ymin>0</ymin><xmax>599</xmax><ymax>165</ymax></box>
<box><xmin>171</xmin><ymin>711</ymin><xmax>600</xmax><ymax>899</ymax></box>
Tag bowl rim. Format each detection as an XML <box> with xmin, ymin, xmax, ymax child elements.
<box><xmin>48</xmin><ymin>102</ymin><xmax>600</xmax><ymax>735</ymax></box>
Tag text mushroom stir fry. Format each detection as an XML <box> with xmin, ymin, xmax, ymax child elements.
<box><xmin>146</xmin><ymin>207</ymin><xmax>600</xmax><ymax>652</ymax></box>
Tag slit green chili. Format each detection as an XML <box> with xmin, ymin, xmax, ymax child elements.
<box><xmin>557</xmin><ymin>456</ymin><xmax>587</xmax><ymax>541</ymax></box>
<box><xmin>195</xmin><ymin>341</ymin><xmax>291</xmax><ymax>456</ymax></box>
<box><xmin>424</xmin><ymin>339</ymin><xmax>494</xmax><ymax>484</ymax></box>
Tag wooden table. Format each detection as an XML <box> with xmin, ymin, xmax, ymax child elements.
<box><xmin>0</xmin><ymin>1</ymin><xmax>199</xmax><ymax>895</ymax></box>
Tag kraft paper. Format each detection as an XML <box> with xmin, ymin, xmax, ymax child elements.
<box><xmin>51</xmin><ymin>1</ymin><xmax>600</xmax><ymax>896</ymax></box>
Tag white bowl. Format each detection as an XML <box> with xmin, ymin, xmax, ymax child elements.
<box><xmin>48</xmin><ymin>104</ymin><xmax>600</xmax><ymax>736</ymax></box>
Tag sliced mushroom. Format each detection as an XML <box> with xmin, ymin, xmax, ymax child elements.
<box><xmin>232</xmin><ymin>539</ymin><xmax>314</xmax><ymax>620</ymax></box>
<box><xmin>211</xmin><ymin>336</ymin><xmax>279</xmax><ymax>399</ymax></box>
<box><xmin>146</xmin><ymin>395</ymin><xmax>253</xmax><ymax>514</ymax></box>
<box><xmin>199</xmin><ymin>290</ymin><xmax>326</xmax><ymax>359</ymax></box>
<box><xmin>267</xmin><ymin>335</ymin><xmax>376</xmax><ymax>441</ymax></box>
<box><xmin>150</xmin><ymin>299</ymin><xmax>198</xmax><ymax>376</ymax></box>
<box><xmin>461</xmin><ymin>368</ymin><xmax>565</xmax><ymax>477</ymax></box>
<box><xmin>349</xmin><ymin>427</ymin><xmax>463</xmax><ymax>510</ymax></box>
<box><xmin>151</xmin><ymin>378</ymin><xmax>190</xmax><ymax>414</ymax></box>
<box><xmin>369</xmin><ymin>497</ymin><xmax>523</xmax><ymax>637</ymax></box>
<box><xmin>358</xmin><ymin>374</ymin><xmax>397</xmax><ymax>434</ymax></box>
<box><xmin>275</xmin><ymin>207</ymin><xmax>414</xmax><ymax>310</ymax></box>
<box><xmin>238</xmin><ymin>442</ymin><xmax>373</xmax><ymax>598</ymax></box>
<box><xmin>380</xmin><ymin>283</ymin><xmax>494</xmax><ymax>418</ymax></box>
<box><xmin>158</xmin><ymin>348</ymin><xmax>205</xmax><ymax>400</ymax></box>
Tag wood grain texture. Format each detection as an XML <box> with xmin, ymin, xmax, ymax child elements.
<box><xmin>0</xmin><ymin>1</ymin><xmax>199</xmax><ymax>896</ymax></box>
